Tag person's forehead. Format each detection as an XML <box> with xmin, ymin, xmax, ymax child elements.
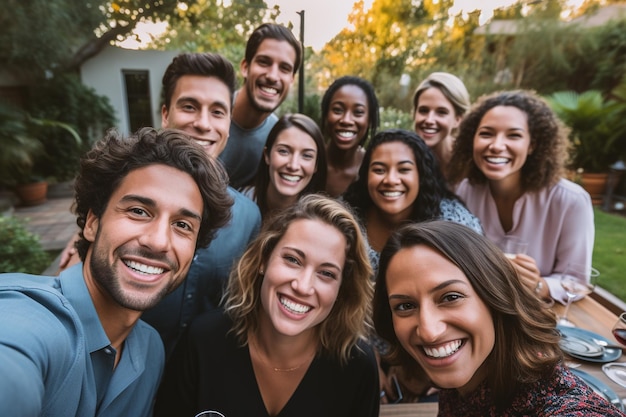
<box><xmin>174</xmin><ymin>75</ymin><xmax>230</xmax><ymax>100</ymax></box>
<box><xmin>254</xmin><ymin>38</ymin><xmax>297</xmax><ymax>61</ymax></box>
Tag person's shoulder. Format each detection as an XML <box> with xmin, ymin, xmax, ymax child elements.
<box><xmin>542</xmin><ymin>364</ymin><xmax>624</xmax><ymax>415</ymax></box>
<box><xmin>0</xmin><ymin>273</ymin><xmax>65</xmax><ymax>305</ymax></box>
<box><xmin>0</xmin><ymin>273</ymin><xmax>83</xmax><ymax>358</ymax></box>
<box><xmin>228</xmin><ymin>186</ymin><xmax>261</xmax><ymax>218</ymax></box>
<box><xmin>546</xmin><ymin>178</ymin><xmax>592</xmax><ymax>205</ymax></box>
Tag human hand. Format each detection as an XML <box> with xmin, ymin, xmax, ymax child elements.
<box><xmin>57</xmin><ymin>231</ymin><xmax>80</xmax><ymax>274</ymax></box>
<box><xmin>508</xmin><ymin>254</ymin><xmax>549</xmax><ymax>299</ymax></box>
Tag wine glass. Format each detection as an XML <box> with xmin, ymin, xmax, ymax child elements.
<box><xmin>558</xmin><ymin>263</ymin><xmax>599</xmax><ymax>327</ymax></box>
<box><xmin>612</xmin><ymin>312</ymin><xmax>626</xmax><ymax>346</ymax></box>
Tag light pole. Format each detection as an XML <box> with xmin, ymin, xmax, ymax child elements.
<box><xmin>296</xmin><ymin>10</ymin><xmax>305</xmax><ymax>113</ymax></box>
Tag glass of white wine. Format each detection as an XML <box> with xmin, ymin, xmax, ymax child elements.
<box><xmin>558</xmin><ymin>263</ymin><xmax>599</xmax><ymax>327</ymax></box>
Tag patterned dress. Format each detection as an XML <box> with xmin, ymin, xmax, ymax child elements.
<box><xmin>437</xmin><ymin>363</ymin><xmax>626</xmax><ymax>416</ymax></box>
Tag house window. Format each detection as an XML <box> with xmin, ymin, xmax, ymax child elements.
<box><xmin>123</xmin><ymin>70</ymin><xmax>152</xmax><ymax>133</ymax></box>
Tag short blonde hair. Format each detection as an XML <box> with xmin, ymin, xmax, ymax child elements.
<box><xmin>412</xmin><ymin>72</ymin><xmax>471</xmax><ymax>118</ymax></box>
<box><xmin>224</xmin><ymin>194</ymin><xmax>373</xmax><ymax>365</ymax></box>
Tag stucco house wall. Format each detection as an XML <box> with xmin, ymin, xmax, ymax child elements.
<box><xmin>80</xmin><ymin>46</ymin><xmax>178</xmax><ymax>134</ymax></box>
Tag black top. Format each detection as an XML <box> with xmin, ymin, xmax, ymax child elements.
<box><xmin>155</xmin><ymin>310</ymin><xmax>380</xmax><ymax>417</ymax></box>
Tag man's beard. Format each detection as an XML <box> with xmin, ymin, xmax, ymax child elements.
<box><xmin>246</xmin><ymin>80</ymin><xmax>281</xmax><ymax>113</ymax></box>
<box><xmin>89</xmin><ymin>238</ymin><xmax>178</xmax><ymax>312</ymax></box>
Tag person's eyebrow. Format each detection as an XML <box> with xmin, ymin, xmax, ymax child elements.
<box><xmin>120</xmin><ymin>194</ymin><xmax>202</xmax><ymax>223</ymax></box>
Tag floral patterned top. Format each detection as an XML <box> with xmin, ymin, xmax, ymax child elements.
<box><xmin>437</xmin><ymin>363</ymin><xmax>626</xmax><ymax>417</ymax></box>
<box><xmin>368</xmin><ymin>198</ymin><xmax>483</xmax><ymax>277</ymax></box>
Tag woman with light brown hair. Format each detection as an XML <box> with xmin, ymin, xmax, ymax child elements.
<box><xmin>412</xmin><ymin>72</ymin><xmax>470</xmax><ymax>178</ymax></box>
<box><xmin>155</xmin><ymin>194</ymin><xmax>379</xmax><ymax>417</ymax></box>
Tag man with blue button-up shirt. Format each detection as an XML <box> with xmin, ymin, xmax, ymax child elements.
<box><xmin>0</xmin><ymin>127</ymin><xmax>232</xmax><ymax>416</ymax></box>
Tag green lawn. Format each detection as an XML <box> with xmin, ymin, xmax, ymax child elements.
<box><xmin>593</xmin><ymin>208</ymin><xmax>626</xmax><ymax>302</ymax></box>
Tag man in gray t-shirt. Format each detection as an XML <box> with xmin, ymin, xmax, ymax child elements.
<box><xmin>219</xmin><ymin>23</ymin><xmax>302</xmax><ymax>189</ymax></box>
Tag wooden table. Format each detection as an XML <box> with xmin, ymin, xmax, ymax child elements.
<box><xmin>380</xmin><ymin>296</ymin><xmax>626</xmax><ymax>417</ymax></box>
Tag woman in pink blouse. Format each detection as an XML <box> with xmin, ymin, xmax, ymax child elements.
<box><xmin>448</xmin><ymin>90</ymin><xmax>594</xmax><ymax>303</ymax></box>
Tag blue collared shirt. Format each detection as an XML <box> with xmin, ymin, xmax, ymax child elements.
<box><xmin>0</xmin><ymin>264</ymin><xmax>164</xmax><ymax>417</ymax></box>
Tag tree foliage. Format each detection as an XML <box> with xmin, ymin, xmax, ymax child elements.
<box><xmin>0</xmin><ymin>0</ymin><xmax>210</xmax><ymax>77</ymax></box>
<box><xmin>150</xmin><ymin>0</ymin><xmax>279</xmax><ymax>64</ymax></box>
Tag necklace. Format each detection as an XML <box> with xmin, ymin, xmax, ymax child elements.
<box><xmin>249</xmin><ymin>337</ymin><xmax>316</xmax><ymax>373</ymax></box>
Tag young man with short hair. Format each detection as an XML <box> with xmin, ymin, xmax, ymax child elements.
<box><xmin>219</xmin><ymin>23</ymin><xmax>303</xmax><ymax>189</ymax></box>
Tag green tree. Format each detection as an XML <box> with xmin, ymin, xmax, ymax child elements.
<box><xmin>315</xmin><ymin>0</ymin><xmax>450</xmax><ymax>109</ymax></box>
<box><xmin>150</xmin><ymin>0</ymin><xmax>280</xmax><ymax>65</ymax></box>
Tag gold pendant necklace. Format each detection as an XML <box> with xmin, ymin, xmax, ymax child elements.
<box><xmin>249</xmin><ymin>337</ymin><xmax>315</xmax><ymax>372</ymax></box>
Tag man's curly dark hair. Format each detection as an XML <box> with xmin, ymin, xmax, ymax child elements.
<box><xmin>73</xmin><ymin>127</ymin><xmax>233</xmax><ymax>261</ymax></box>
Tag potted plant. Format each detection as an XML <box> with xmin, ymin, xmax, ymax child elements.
<box><xmin>546</xmin><ymin>89</ymin><xmax>623</xmax><ymax>204</ymax></box>
<box><xmin>0</xmin><ymin>103</ymin><xmax>81</xmax><ymax>206</ymax></box>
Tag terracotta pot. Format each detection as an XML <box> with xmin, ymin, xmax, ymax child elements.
<box><xmin>14</xmin><ymin>181</ymin><xmax>48</xmax><ymax>206</ymax></box>
<box><xmin>580</xmin><ymin>173</ymin><xmax>608</xmax><ymax>206</ymax></box>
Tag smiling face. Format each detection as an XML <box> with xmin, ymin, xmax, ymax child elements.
<box><xmin>83</xmin><ymin>164</ymin><xmax>203</xmax><ymax>311</ymax></box>
<box><xmin>241</xmin><ymin>38</ymin><xmax>296</xmax><ymax>114</ymax></box>
<box><xmin>265</xmin><ymin>126</ymin><xmax>318</xmax><ymax>200</ymax></box>
<box><xmin>413</xmin><ymin>87</ymin><xmax>461</xmax><ymax>149</ymax></box>
<box><xmin>326</xmin><ymin>84</ymin><xmax>370</xmax><ymax>150</ymax></box>
<box><xmin>161</xmin><ymin>75</ymin><xmax>231</xmax><ymax>158</ymax></box>
<box><xmin>386</xmin><ymin>244</ymin><xmax>494</xmax><ymax>395</ymax></box>
<box><xmin>472</xmin><ymin>105</ymin><xmax>532</xmax><ymax>188</ymax></box>
<box><xmin>367</xmin><ymin>141</ymin><xmax>419</xmax><ymax>222</ymax></box>
<box><xmin>260</xmin><ymin>218</ymin><xmax>346</xmax><ymax>337</ymax></box>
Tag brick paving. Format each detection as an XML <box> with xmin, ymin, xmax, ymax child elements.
<box><xmin>13</xmin><ymin>197</ymin><xmax>77</xmax><ymax>252</ymax></box>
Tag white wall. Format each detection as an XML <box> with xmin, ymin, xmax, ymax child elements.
<box><xmin>80</xmin><ymin>46</ymin><xmax>179</xmax><ymax>135</ymax></box>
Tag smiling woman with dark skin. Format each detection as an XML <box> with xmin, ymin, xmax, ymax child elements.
<box><xmin>373</xmin><ymin>221</ymin><xmax>625</xmax><ymax>416</ymax></box>
<box><xmin>321</xmin><ymin>76</ymin><xmax>380</xmax><ymax>197</ymax></box>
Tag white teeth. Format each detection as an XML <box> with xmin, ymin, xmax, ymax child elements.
<box><xmin>337</xmin><ymin>131</ymin><xmax>356</xmax><ymax>138</ymax></box>
<box><xmin>421</xmin><ymin>128</ymin><xmax>437</xmax><ymax>134</ymax></box>
<box><xmin>423</xmin><ymin>340</ymin><xmax>462</xmax><ymax>358</ymax></box>
<box><xmin>486</xmin><ymin>157</ymin><xmax>509</xmax><ymax>164</ymax></box>
<box><xmin>382</xmin><ymin>191</ymin><xmax>402</xmax><ymax>197</ymax></box>
<box><xmin>279</xmin><ymin>296</ymin><xmax>311</xmax><ymax>314</ymax></box>
<box><xmin>124</xmin><ymin>260</ymin><xmax>164</xmax><ymax>275</ymax></box>
<box><xmin>280</xmin><ymin>174</ymin><xmax>302</xmax><ymax>183</ymax></box>
<box><xmin>260</xmin><ymin>86</ymin><xmax>278</xmax><ymax>95</ymax></box>
<box><xmin>193</xmin><ymin>139</ymin><xmax>214</xmax><ymax>147</ymax></box>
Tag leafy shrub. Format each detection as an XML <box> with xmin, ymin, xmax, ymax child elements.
<box><xmin>0</xmin><ymin>215</ymin><xmax>51</xmax><ymax>273</ymax></box>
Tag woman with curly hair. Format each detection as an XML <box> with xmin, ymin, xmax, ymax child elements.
<box><xmin>155</xmin><ymin>194</ymin><xmax>379</xmax><ymax>417</ymax></box>
<box><xmin>373</xmin><ymin>221</ymin><xmax>624</xmax><ymax>416</ymax></box>
<box><xmin>447</xmin><ymin>90</ymin><xmax>594</xmax><ymax>303</ymax></box>
<box><xmin>344</xmin><ymin>128</ymin><xmax>482</xmax><ymax>272</ymax></box>
<box><xmin>321</xmin><ymin>76</ymin><xmax>380</xmax><ymax>197</ymax></box>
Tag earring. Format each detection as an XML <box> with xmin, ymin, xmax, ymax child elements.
<box><xmin>259</xmin><ymin>269</ymin><xmax>264</xmax><ymax>275</ymax></box>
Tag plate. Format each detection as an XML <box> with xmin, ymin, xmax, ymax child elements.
<box><xmin>571</xmin><ymin>368</ymin><xmax>625</xmax><ymax>411</ymax></box>
<box><xmin>557</xmin><ymin>325</ymin><xmax>623</xmax><ymax>363</ymax></box>
<box><xmin>559</xmin><ymin>332</ymin><xmax>605</xmax><ymax>357</ymax></box>
<box><xmin>603</xmin><ymin>362</ymin><xmax>626</xmax><ymax>388</ymax></box>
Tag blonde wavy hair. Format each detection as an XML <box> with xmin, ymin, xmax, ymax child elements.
<box><xmin>223</xmin><ymin>193</ymin><xmax>373</xmax><ymax>365</ymax></box>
